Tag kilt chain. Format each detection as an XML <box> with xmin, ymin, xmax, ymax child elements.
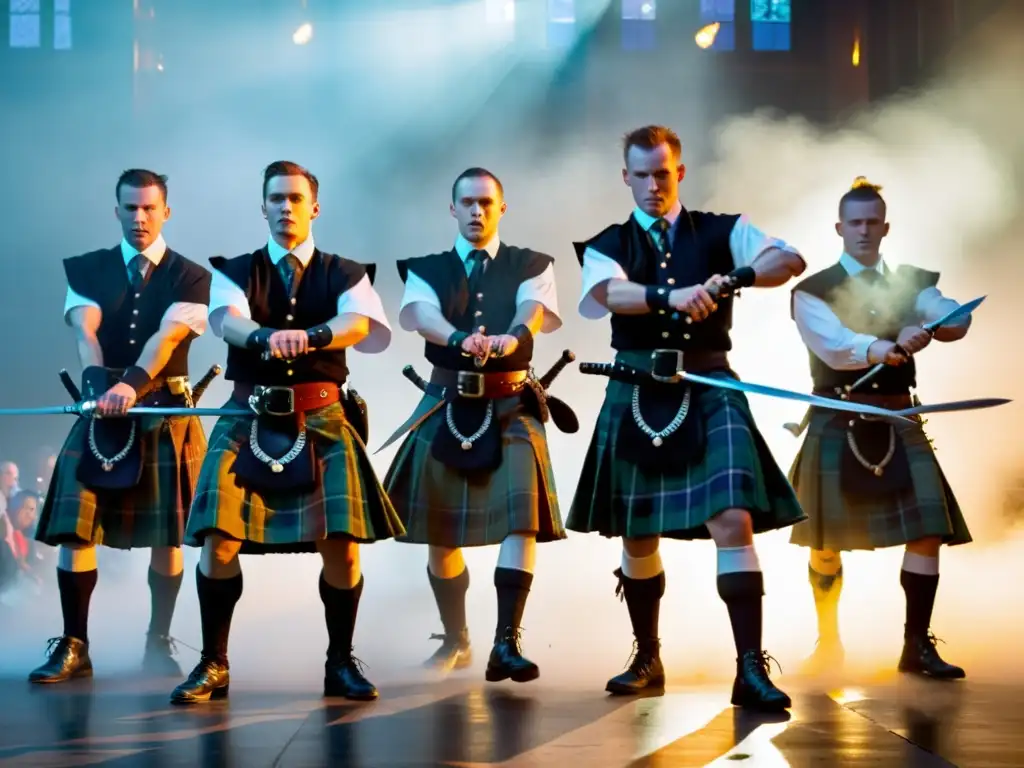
<box><xmin>88</xmin><ymin>418</ymin><xmax>136</xmax><ymax>472</ymax></box>
<box><xmin>248</xmin><ymin>419</ymin><xmax>307</xmax><ymax>473</ymax></box>
<box><xmin>446</xmin><ymin>401</ymin><xmax>494</xmax><ymax>451</ymax></box>
<box><xmin>631</xmin><ymin>385</ymin><xmax>691</xmax><ymax>447</ymax></box>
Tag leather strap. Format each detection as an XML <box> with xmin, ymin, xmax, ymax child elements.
<box><xmin>233</xmin><ymin>382</ymin><xmax>341</xmax><ymax>413</ymax></box>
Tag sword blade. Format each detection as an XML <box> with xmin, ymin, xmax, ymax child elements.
<box><xmin>923</xmin><ymin>295</ymin><xmax>985</xmax><ymax>332</ymax></box>
<box><xmin>0</xmin><ymin>404</ymin><xmax>250</xmax><ymax>418</ymax></box>
<box><xmin>0</xmin><ymin>405</ymin><xmax>80</xmax><ymax>416</ymax></box>
<box><xmin>679</xmin><ymin>372</ymin><xmax>914</xmax><ymax>422</ymax></box>
<box><xmin>895</xmin><ymin>397</ymin><xmax>1011</xmax><ymax>417</ymax></box>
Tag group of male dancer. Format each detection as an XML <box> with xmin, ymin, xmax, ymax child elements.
<box><xmin>25</xmin><ymin>124</ymin><xmax>972</xmax><ymax>714</ymax></box>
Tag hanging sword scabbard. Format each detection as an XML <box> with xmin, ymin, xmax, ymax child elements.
<box><xmin>190</xmin><ymin>364</ymin><xmax>223</xmax><ymax>405</ymax></box>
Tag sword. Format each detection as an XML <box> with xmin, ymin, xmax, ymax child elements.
<box><xmin>0</xmin><ymin>402</ymin><xmax>252</xmax><ymax>418</ymax></box>
<box><xmin>848</xmin><ymin>296</ymin><xmax>985</xmax><ymax>393</ymax></box>
<box><xmin>190</xmin><ymin>364</ymin><xmax>222</xmax><ymax>404</ymax></box>
<box><xmin>58</xmin><ymin>369</ymin><xmax>81</xmax><ymax>402</ymax></box>
<box><xmin>539</xmin><ymin>349</ymin><xmax>575</xmax><ymax>389</ymax></box>
<box><xmin>783</xmin><ymin>396</ymin><xmax>1011</xmax><ymax>437</ymax></box>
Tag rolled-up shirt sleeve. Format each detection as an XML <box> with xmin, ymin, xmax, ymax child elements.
<box><xmin>336</xmin><ymin>274</ymin><xmax>392</xmax><ymax>354</ymax></box>
<box><xmin>730</xmin><ymin>215</ymin><xmax>804</xmax><ymax>269</ymax></box>
<box><xmin>209</xmin><ymin>269</ymin><xmax>251</xmax><ymax>318</ymax></box>
<box><xmin>578</xmin><ymin>248</ymin><xmax>628</xmax><ymax>320</ymax></box>
<box><xmin>916</xmin><ymin>286</ymin><xmax>968</xmax><ymax>327</ymax></box>
<box><xmin>516</xmin><ymin>263</ymin><xmax>562</xmax><ymax>333</ymax></box>
<box><xmin>63</xmin><ymin>285</ymin><xmax>99</xmax><ymax>325</ymax></box>
<box><xmin>397</xmin><ymin>269</ymin><xmax>441</xmax><ymax>332</ymax></box>
<box><xmin>161</xmin><ymin>302</ymin><xmax>208</xmax><ymax>335</ymax></box>
<box><xmin>792</xmin><ymin>290</ymin><xmax>876</xmax><ymax>370</ymax></box>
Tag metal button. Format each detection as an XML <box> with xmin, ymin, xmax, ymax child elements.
<box><xmin>290</xmin><ymin>297</ymin><xmax>297</xmax><ymax>305</ymax></box>
<box><xmin>129</xmin><ymin>323</ymin><xmax>135</xmax><ymax>329</ymax></box>
<box><xmin>665</xmin><ymin>253</ymin><xmax>671</xmax><ymax>259</ymax></box>
<box><xmin>661</xmin><ymin>331</ymin><xmax>669</xmax><ymax>338</ymax></box>
<box><xmin>871</xmin><ymin>382</ymin><xmax>879</xmax><ymax>389</ymax></box>
<box><xmin>286</xmin><ymin>314</ymin><xmax>294</xmax><ymax>322</ymax></box>
<box><xmin>478</xmin><ymin>326</ymin><xmax>485</xmax><ymax>332</ymax></box>
<box><xmin>132</xmin><ymin>309</ymin><xmax>139</xmax><ymax>315</ymax></box>
<box><xmin>657</xmin><ymin>288</ymin><xmax>665</xmax><ymax>295</ymax></box>
<box><xmin>134</xmin><ymin>293</ymin><xmax>140</xmax><ymax>299</ymax></box>
<box><xmin>658</xmin><ymin>309</ymin><xmax>666</xmax><ymax>315</ymax></box>
<box><xmin>287</xmin><ymin>369</ymin><xmax>293</xmax><ymax>376</ymax></box>
<box><xmin>660</xmin><ymin>262</ymin><xmax>667</xmax><ymax>269</ymax></box>
<box><xmin>474</xmin><ymin>310</ymin><xmax>482</xmax><ymax>317</ymax></box>
<box><xmin>476</xmin><ymin>292</ymin><xmax>483</xmax><ymax>300</ymax></box>
<box><xmin>667</xmin><ymin>278</ymin><xmax>676</xmax><ymax>285</ymax></box>
<box><xmin>129</xmin><ymin>339</ymin><xmax>136</xmax><ymax>345</ymax></box>
<box><xmin>684</xmin><ymin>333</ymin><xmax>691</xmax><ymax>340</ymax></box>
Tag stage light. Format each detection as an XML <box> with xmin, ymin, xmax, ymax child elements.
<box><xmin>695</xmin><ymin>22</ymin><xmax>719</xmax><ymax>49</ymax></box>
<box><xmin>292</xmin><ymin>22</ymin><xmax>313</xmax><ymax>45</ymax></box>
<box><xmin>852</xmin><ymin>29</ymin><xmax>861</xmax><ymax>66</ymax></box>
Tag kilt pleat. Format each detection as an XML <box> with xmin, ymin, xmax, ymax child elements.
<box><xmin>565</xmin><ymin>352</ymin><xmax>806</xmax><ymax>540</ymax></box>
<box><xmin>383</xmin><ymin>394</ymin><xmax>565</xmax><ymax>548</ymax></box>
<box><xmin>788</xmin><ymin>410</ymin><xmax>972</xmax><ymax>551</ymax></box>
<box><xmin>184</xmin><ymin>396</ymin><xmax>404</xmax><ymax>554</ymax></box>
<box><xmin>35</xmin><ymin>414</ymin><xmax>206</xmax><ymax>549</ymax></box>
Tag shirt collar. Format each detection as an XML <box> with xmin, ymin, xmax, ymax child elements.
<box><xmin>631</xmin><ymin>200</ymin><xmax>682</xmax><ymax>232</ymax></box>
<box><xmin>839</xmin><ymin>251</ymin><xmax>886</xmax><ymax>276</ymax></box>
<box><xmin>120</xmin><ymin>234</ymin><xmax>167</xmax><ymax>267</ymax></box>
<box><xmin>267</xmin><ymin>235</ymin><xmax>316</xmax><ymax>267</ymax></box>
<box><xmin>454</xmin><ymin>232</ymin><xmax>500</xmax><ymax>261</ymax></box>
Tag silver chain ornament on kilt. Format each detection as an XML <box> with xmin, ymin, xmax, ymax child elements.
<box><xmin>845</xmin><ymin>417</ymin><xmax>895</xmax><ymax>476</ymax></box>
<box><xmin>248</xmin><ymin>419</ymin><xmax>307</xmax><ymax>473</ymax></box>
<box><xmin>631</xmin><ymin>385</ymin><xmax>691</xmax><ymax>447</ymax></box>
<box><xmin>446</xmin><ymin>401</ymin><xmax>494</xmax><ymax>451</ymax></box>
<box><xmin>88</xmin><ymin>418</ymin><xmax>136</xmax><ymax>471</ymax></box>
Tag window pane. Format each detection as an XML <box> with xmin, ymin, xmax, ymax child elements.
<box><xmin>54</xmin><ymin>0</ymin><xmax>70</xmax><ymax>13</ymax></box>
<box><xmin>751</xmin><ymin>20</ymin><xmax>789</xmax><ymax>51</ymax></box>
<box><xmin>54</xmin><ymin>12</ymin><xmax>71</xmax><ymax>49</ymax></box>
<box><xmin>709</xmin><ymin>20</ymin><xmax>734</xmax><ymax>51</ymax></box>
<box><xmin>10</xmin><ymin>0</ymin><xmax>40</xmax><ymax>13</ymax></box>
<box><xmin>621</xmin><ymin>20</ymin><xmax>655</xmax><ymax>50</ymax></box>
<box><xmin>622</xmin><ymin>0</ymin><xmax>655</xmax><ymax>21</ymax></box>
<box><xmin>10</xmin><ymin>12</ymin><xmax>40</xmax><ymax>47</ymax></box>
<box><xmin>750</xmin><ymin>0</ymin><xmax>790</xmax><ymax>23</ymax></box>
<box><xmin>700</xmin><ymin>0</ymin><xmax>734</xmax><ymax>22</ymax></box>
<box><xmin>548</xmin><ymin>0</ymin><xmax>574</xmax><ymax>23</ymax></box>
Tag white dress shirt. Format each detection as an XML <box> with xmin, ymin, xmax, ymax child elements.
<box><xmin>577</xmin><ymin>202</ymin><xmax>802</xmax><ymax>319</ymax></box>
<box><xmin>208</xmin><ymin>236</ymin><xmax>392</xmax><ymax>354</ymax></box>
<box><xmin>397</xmin><ymin>232</ymin><xmax>562</xmax><ymax>334</ymax></box>
<box><xmin>792</xmin><ymin>252</ymin><xmax>964</xmax><ymax>371</ymax></box>
<box><xmin>63</xmin><ymin>235</ymin><xmax>208</xmax><ymax>335</ymax></box>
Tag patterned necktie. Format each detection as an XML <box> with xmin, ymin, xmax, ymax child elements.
<box><xmin>280</xmin><ymin>253</ymin><xmax>304</xmax><ymax>297</ymax></box>
<box><xmin>128</xmin><ymin>254</ymin><xmax>145</xmax><ymax>291</ymax></box>
<box><xmin>467</xmin><ymin>248</ymin><xmax>488</xmax><ymax>296</ymax></box>
<box><xmin>650</xmin><ymin>218</ymin><xmax>670</xmax><ymax>254</ymax></box>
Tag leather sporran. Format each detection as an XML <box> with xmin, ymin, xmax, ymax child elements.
<box><xmin>838</xmin><ymin>416</ymin><xmax>912</xmax><ymax>497</ymax></box>
<box><xmin>617</xmin><ymin>383</ymin><xmax>706</xmax><ymax>473</ymax></box>
<box><xmin>430</xmin><ymin>398</ymin><xmax>503</xmax><ymax>473</ymax></box>
<box><xmin>231</xmin><ymin>416</ymin><xmax>318</xmax><ymax>494</ymax></box>
<box><xmin>76</xmin><ymin>416</ymin><xmax>145</xmax><ymax>491</ymax></box>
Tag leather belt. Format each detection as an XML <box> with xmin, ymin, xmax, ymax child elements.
<box><xmin>233</xmin><ymin>382</ymin><xmax>341</xmax><ymax>416</ymax></box>
<box><xmin>428</xmin><ymin>368</ymin><xmax>529</xmax><ymax>400</ymax></box>
<box><xmin>581</xmin><ymin>349</ymin><xmax>730</xmax><ymax>386</ymax></box>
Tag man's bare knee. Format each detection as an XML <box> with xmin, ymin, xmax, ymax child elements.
<box><xmin>623</xmin><ymin>536</ymin><xmax>660</xmax><ymax>558</ymax></box>
<box><xmin>150</xmin><ymin>546</ymin><xmax>184</xmax><ymax>577</ymax></box>
<box><xmin>706</xmin><ymin>508</ymin><xmax>754</xmax><ymax>548</ymax></box>
<box><xmin>906</xmin><ymin>536</ymin><xmax>942</xmax><ymax>558</ymax></box>
<box><xmin>318</xmin><ymin>537</ymin><xmax>361</xmax><ymax>588</ymax></box>
<box><xmin>428</xmin><ymin>545</ymin><xmax>464</xmax><ymax>578</ymax></box>
<box><xmin>810</xmin><ymin>549</ymin><xmax>842</xmax><ymax>575</ymax></box>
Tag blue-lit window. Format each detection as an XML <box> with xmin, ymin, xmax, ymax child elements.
<box><xmin>54</xmin><ymin>0</ymin><xmax>71</xmax><ymax>50</ymax></box>
<box><xmin>547</xmin><ymin>0</ymin><xmax>575</xmax><ymax>49</ymax></box>
<box><xmin>621</xmin><ymin>0</ymin><xmax>655</xmax><ymax>51</ymax></box>
<box><xmin>699</xmin><ymin>0</ymin><xmax>734</xmax><ymax>52</ymax></box>
<box><xmin>9</xmin><ymin>0</ymin><xmax>41</xmax><ymax>48</ymax></box>
<box><xmin>751</xmin><ymin>0</ymin><xmax>790</xmax><ymax>51</ymax></box>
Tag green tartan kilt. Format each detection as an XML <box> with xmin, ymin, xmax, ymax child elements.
<box><xmin>565</xmin><ymin>359</ymin><xmax>806</xmax><ymax>540</ymax></box>
<box><xmin>184</xmin><ymin>396</ymin><xmax>404</xmax><ymax>554</ymax></box>
<box><xmin>383</xmin><ymin>394</ymin><xmax>565</xmax><ymax>548</ymax></box>
<box><xmin>788</xmin><ymin>410</ymin><xmax>972</xmax><ymax>551</ymax></box>
<box><xmin>35</xmin><ymin>414</ymin><xmax>206</xmax><ymax>550</ymax></box>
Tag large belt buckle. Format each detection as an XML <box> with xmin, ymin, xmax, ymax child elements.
<box><xmin>650</xmin><ymin>349</ymin><xmax>684</xmax><ymax>383</ymax></box>
<box><xmin>253</xmin><ymin>385</ymin><xmax>295</xmax><ymax>416</ymax></box>
<box><xmin>456</xmin><ymin>371</ymin><xmax>485</xmax><ymax>399</ymax></box>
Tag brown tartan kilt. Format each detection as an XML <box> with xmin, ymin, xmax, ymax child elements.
<box><xmin>788</xmin><ymin>409</ymin><xmax>972</xmax><ymax>551</ymax></box>
<box><xmin>383</xmin><ymin>394</ymin><xmax>565</xmax><ymax>548</ymax></box>
<box><xmin>184</xmin><ymin>396</ymin><xmax>404</xmax><ymax>554</ymax></box>
<box><xmin>35</xmin><ymin>414</ymin><xmax>206</xmax><ymax>550</ymax></box>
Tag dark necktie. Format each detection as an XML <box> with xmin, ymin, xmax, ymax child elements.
<box><xmin>280</xmin><ymin>253</ymin><xmax>304</xmax><ymax>297</ymax></box>
<box><xmin>466</xmin><ymin>249</ymin><xmax>488</xmax><ymax>296</ymax></box>
<box><xmin>128</xmin><ymin>254</ymin><xmax>145</xmax><ymax>291</ymax></box>
<box><xmin>650</xmin><ymin>218</ymin><xmax>670</xmax><ymax>254</ymax></box>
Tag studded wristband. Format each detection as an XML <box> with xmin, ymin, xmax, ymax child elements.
<box><xmin>645</xmin><ymin>285</ymin><xmax>672</xmax><ymax>311</ymax></box>
<box><xmin>726</xmin><ymin>266</ymin><xmax>756</xmax><ymax>289</ymax></box>
<box><xmin>119</xmin><ymin>365</ymin><xmax>153</xmax><ymax>396</ymax></box>
<box><xmin>306</xmin><ymin>324</ymin><xmax>334</xmax><ymax>349</ymax></box>
<box><xmin>448</xmin><ymin>330</ymin><xmax>470</xmax><ymax>349</ymax></box>
<box><xmin>509</xmin><ymin>323</ymin><xmax>532</xmax><ymax>346</ymax></box>
<box><xmin>246</xmin><ymin>328</ymin><xmax>275</xmax><ymax>351</ymax></box>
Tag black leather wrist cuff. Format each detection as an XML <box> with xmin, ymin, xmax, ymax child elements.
<box><xmin>509</xmin><ymin>323</ymin><xmax>532</xmax><ymax>345</ymax></box>
<box><xmin>120</xmin><ymin>365</ymin><xmax>153</xmax><ymax>395</ymax></box>
<box><xmin>727</xmin><ymin>266</ymin><xmax>756</xmax><ymax>289</ymax></box>
<box><xmin>246</xmin><ymin>328</ymin><xmax>275</xmax><ymax>350</ymax></box>
<box><xmin>645</xmin><ymin>285</ymin><xmax>672</xmax><ymax>311</ymax></box>
<box><xmin>306</xmin><ymin>324</ymin><xmax>334</xmax><ymax>349</ymax></box>
<box><xmin>448</xmin><ymin>330</ymin><xmax>470</xmax><ymax>349</ymax></box>
<box><xmin>80</xmin><ymin>366</ymin><xmax>109</xmax><ymax>399</ymax></box>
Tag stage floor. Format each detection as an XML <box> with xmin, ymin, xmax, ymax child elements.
<box><xmin>0</xmin><ymin>671</ymin><xmax>1017</xmax><ymax>767</ymax></box>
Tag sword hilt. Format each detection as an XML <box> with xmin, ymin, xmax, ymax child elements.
<box><xmin>191</xmin><ymin>364</ymin><xmax>222</xmax><ymax>405</ymax></box>
<box><xmin>538</xmin><ymin>349</ymin><xmax>575</xmax><ymax>390</ymax></box>
<box><xmin>59</xmin><ymin>369</ymin><xmax>82</xmax><ymax>402</ymax></box>
<box><xmin>579</xmin><ymin>362</ymin><xmax>614</xmax><ymax>377</ymax></box>
<box><xmin>402</xmin><ymin>365</ymin><xmax>430</xmax><ymax>393</ymax></box>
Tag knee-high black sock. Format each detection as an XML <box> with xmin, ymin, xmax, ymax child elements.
<box><xmin>900</xmin><ymin>570</ymin><xmax>939</xmax><ymax>638</ymax></box>
<box><xmin>494</xmin><ymin>567</ymin><xmax>533</xmax><ymax>639</ymax></box>
<box><xmin>196</xmin><ymin>566</ymin><xmax>243</xmax><ymax>665</ymax></box>
<box><xmin>427</xmin><ymin>566</ymin><xmax>470</xmax><ymax>637</ymax></box>
<box><xmin>615</xmin><ymin>568</ymin><xmax>665</xmax><ymax>653</ymax></box>
<box><xmin>808</xmin><ymin>564</ymin><xmax>843</xmax><ymax>642</ymax></box>
<box><xmin>57</xmin><ymin>567</ymin><xmax>98</xmax><ymax>643</ymax></box>
<box><xmin>320</xmin><ymin>572</ymin><xmax>364</xmax><ymax>657</ymax></box>
<box><xmin>717</xmin><ymin>571</ymin><xmax>764</xmax><ymax>657</ymax></box>
<box><xmin>147</xmin><ymin>568</ymin><xmax>183</xmax><ymax>638</ymax></box>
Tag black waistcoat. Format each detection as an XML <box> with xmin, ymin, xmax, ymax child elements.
<box><xmin>63</xmin><ymin>246</ymin><xmax>211</xmax><ymax>376</ymax></box>
<box><xmin>211</xmin><ymin>247</ymin><xmax>372</xmax><ymax>385</ymax></box>
<box><xmin>397</xmin><ymin>244</ymin><xmax>553</xmax><ymax>372</ymax></box>
<box><xmin>791</xmin><ymin>261</ymin><xmax>940</xmax><ymax>394</ymax></box>
<box><xmin>573</xmin><ymin>210</ymin><xmax>739</xmax><ymax>352</ymax></box>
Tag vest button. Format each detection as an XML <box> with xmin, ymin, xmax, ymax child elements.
<box><xmin>290</xmin><ymin>297</ymin><xmax>297</xmax><ymax>305</ymax></box>
<box><xmin>660</xmin><ymin>262</ymin><xmax>667</xmax><ymax>269</ymax></box>
<box><xmin>287</xmin><ymin>369</ymin><xmax>294</xmax><ymax>376</ymax></box>
<box><xmin>132</xmin><ymin>309</ymin><xmax>139</xmax><ymax>315</ymax></box>
<box><xmin>134</xmin><ymin>293</ymin><xmax>140</xmax><ymax>299</ymax></box>
<box><xmin>657</xmin><ymin>288</ymin><xmax>665</xmax><ymax>295</ymax></box>
<box><xmin>658</xmin><ymin>309</ymin><xmax>666</xmax><ymax>315</ymax></box>
<box><xmin>129</xmin><ymin>323</ymin><xmax>136</xmax><ymax>329</ymax></box>
<box><xmin>286</xmin><ymin>314</ymin><xmax>294</xmax><ymax>322</ymax></box>
<box><xmin>129</xmin><ymin>339</ymin><xmax>136</xmax><ymax>345</ymax></box>
<box><xmin>474</xmin><ymin>310</ymin><xmax>482</xmax><ymax>317</ymax></box>
<box><xmin>871</xmin><ymin>382</ymin><xmax>879</xmax><ymax>389</ymax></box>
<box><xmin>683</xmin><ymin>333</ymin><xmax>691</xmax><ymax>340</ymax></box>
<box><xmin>661</xmin><ymin>331</ymin><xmax>669</xmax><ymax>338</ymax></box>
<box><xmin>476</xmin><ymin>292</ymin><xmax>484</xmax><ymax>300</ymax></box>
<box><xmin>667</xmin><ymin>278</ymin><xmax>675</xmax><ymax>285</ymax></box>
<box><xmin>478</xmin><ymin>326</ymin><xmax>485</xmax><ymax>332</ymax></box>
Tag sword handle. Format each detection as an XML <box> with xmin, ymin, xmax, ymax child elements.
<box><xmin>402</xmin><ymin>365</ymin><xmax>430</xmax><ymax>393</ymax></box>
<box><xmin>59</xmin><ymin>369</ymin><xmax>82</xmax><ymax>402</ymax></box>
<box><xmin>191</xmin><ymin>364</ymin><xmax>222</xmax><ymax>405</ymax></box>
<box><xmin>538</xmin><ymin>350</ymin><xmax>575</xmax><ymax>390</ymax></box>
<box><xmin>579</xmin><ymin>362</ymin><xmax>614</xmax><ymax>376</ymax></box>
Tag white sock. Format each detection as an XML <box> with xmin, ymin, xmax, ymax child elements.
<box><xmin>717</xmin><ymin>545</ymin><xmax>761</xmax><ymax>575</ymax></box>
<box><xmin>58</xmin><ymin>546</ymin><xmax>98</xmax><ymax>573</ymax></box>
<box><xmin>902</xmin><ymin>551</ymin><xmax>939</xmax><ymax>576</ymax></box>
<box><xmin>621</xmin><ymin>551</ymin><xmax>664</xmax><ymax>580</ymax></box>
<box><xmin>497</xmin><ymin>534</ymin><xmax>536</xmax><ymax>573</ymax></box>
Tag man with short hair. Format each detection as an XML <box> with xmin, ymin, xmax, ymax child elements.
<box><xmin>567</xmin><ymin>126</ymin><xmax>806</xmax><ymax>711</ymax></box>
<box><xmin>789</xmin><ymin>177</ymin><xmax>970</xmax><ymax>679</ymax></box>
<box><xmin>31</xmin><ymin>168</ymin><xmax>211</xmax><ymax>682</ymax></box>
<box><xmin>171</xmin><ymin>160</ymin><xmax>404</xmax><ymax>705</ymax></box>
<box><xmin>384</xmin><ymin>167</ymin><xmax>565</xmax><ymax>683</ymax></box>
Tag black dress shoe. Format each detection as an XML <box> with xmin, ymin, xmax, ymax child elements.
<box><xmin>28</xmin><ymin>636</ymin><xmax>93</xmax><ymax>684</ymax></box>
<box><xmin>898</xmin><ymin>632</ymin><xmax>965</xmax><ymax>680</ymax></box>
<box><xmin>425</xmin><ymin>628</ymin><xmax>472</xmax><ymax>672</ymax></box>
<box><xmin>606</xmin><ymin>640</ymin><xmax>665</xmax><ymax>695</ymax></box>
<box><xmin>731</xmin><ymin>650</ymin><xmax>792</xmax><ymax>712</ymax></box>
<box><xmin>325</xmin><ymin>650</ymin><xmax>378</xmax><ymax>701</ymax></box>
<box><xmin>142</xmin><ymin>634</ymin><xmax>183</xmax><ymax>677</ymax></box>
<box><xmin>170</xmin><ymin>656</ymin><xmax>230</xmax><ymax>705</ymax></box>
<box><xmin>485</xmin><ymin>627</ymin><xmax>538</xmax><ymax>683</ymax></box>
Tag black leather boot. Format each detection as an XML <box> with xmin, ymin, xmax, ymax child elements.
<box><xmin>170</xmin><ymin>655</ymin><xmax>230</xmax><ymax>705</ymax></box>
<box><xmin>28</xmin><ymin>636</ymin><xmax>93</xmax><ymax>684</ymax></box>
<box><xmin>425</xmin><ymin>627</ymin><xmax>472</xmax><ymax>672</ymax></box>
<box><xmin>730</xmin><ymin>650</ymin><xmax>791</xmax><ymax>712</ymax></box>
<box><xmin>485</xmin><ymin>627</ymin><xmax>539</xmax><ymax>683</ymax></box>
<box><xmin>898</xmin><ymin>631</ymin><xmax>965</xmax><ymax>679</ymax></box>
<box><xmin>325</xmin><ymin>649</ymin><xmax>378</xmax><ymax>701</ymax></box>
<box><xmin>606</xmin><ymin>640</ymin><xmax>665</xmax><ymax>695</ymax></box>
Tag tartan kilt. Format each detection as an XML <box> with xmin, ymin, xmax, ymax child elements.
<box><xmin>788</xmin><ymin>410</ymin><xmax>972</xmax><ymax>551</ymax></box>
<box><xmin>35</xmin><ymin>414</ymin><xmax>206</xmax><ymax>549</ymax></box>
<box><xmin>383</xmin><ymin>394</ymin><xmax>565</xmax><ymax>548</ymax></box>
<box><xmin>565</xmin><ymin>356</ymin><xmax>806</xmax><ymax>540</ymax></box>
<box><xmin>184</xmin><ymin>395</ymin><xmax>404</xmax><ymax>554</ymax></box>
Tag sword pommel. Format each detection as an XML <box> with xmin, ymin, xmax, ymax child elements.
<box><xmin>58</xmin><ymin>369</ymin><xmax>82</xmax><ymax>402</ymax></box>
<box><xmin>403</xmin><ymin>365</ymin><xmax>430</xmax><ymax>393</ymax></box>
<box><xmin>538</xmin><ymin>349</ymin><xmax>575</xmax><ymax>390</ymax></box>
<box><xmin>191</xmin><ymin>364</ymin><xmax>222</xmax><ymax>405</ymax></box>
